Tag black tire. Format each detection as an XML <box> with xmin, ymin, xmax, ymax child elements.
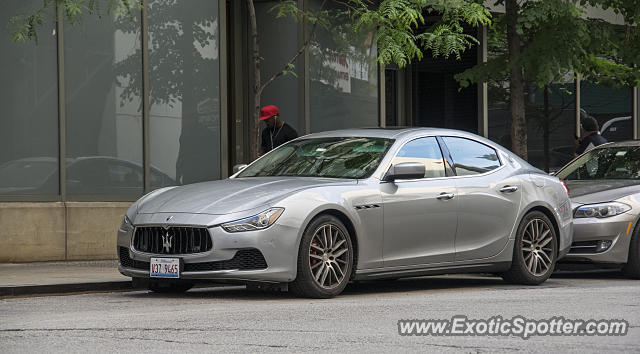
<box><xmin>148</xmin><ymin>280</ymin><xmax>194</xmax><ymax>293</ymax></box>
<box><xmin>622</xmin><ymin>222</ymin><xmax>640</xmax><ymax>279</ymax></box>
<box><xmin>289</xmin><ymin>215</ymin><xmax>354</xmax><ymax>298</ymax></box>
<box><xmin>502</xmin><ymin>211</ymin><xmax>558</xmax><ymax>285</ymax></box>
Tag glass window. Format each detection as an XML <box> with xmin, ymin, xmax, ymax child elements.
<box><xmin>581</xmin><ymin>82</ymin><xmax>633</xmax><ymax>143</ymax></box>
<box><xmin>308</xmin><ymin>0</ymin><xmax>379</xmax><ymax>132</ymax></box>
<box><xmin>64</xmin><ymin>10</ymin><xmax>143</xmax><ymax>196</ymax></box>
<box><xmin>442</xmin><ymin>137</ymin><xmax>501</xmax><ymax>176</ymax></box>
<box><xmin>557</xmin><ymin>145</ymin><xmax>640</xmax><ymax>180</ymax></box>
<box><xmin>238</xmin><ymin>137</ymin><xmax>393</xmax><ymax>179</ymax></box>
<box><xmin>392</xmin><ymin>137</ymin><xmax>445</xmax><ymax>178</ymax></box>
<box><xmin>0</xmin><ymin>1</ymin><xmax>58</xmax><ymax>196</ymax></box>
<box><xmin>251</xmin><ymin>1</ymin><xmax>299</xmax><ymax>133</ymax></box>
<box><xmin>149</xmin><ymin>0</ymin><xmax>221</xmax><ymax>187</ymax></box>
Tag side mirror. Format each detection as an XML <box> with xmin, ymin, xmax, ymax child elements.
<box><xmin>383</xmin><ymin>162</ymin><xmax>425</xmax><ymax>182</ymax></box>
<box><xmin>233</xmin><ymin>164</ymin><xmax>248</xmax><ymax>174</ymax></box>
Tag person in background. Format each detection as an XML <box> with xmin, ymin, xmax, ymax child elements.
<box><xmin>260</xmin><ymin>105</ymin><xmax>298</xmax><ymax>154</ymax></box>
<box><xmin>574</xmin><ymin>112</ymin><xmax>607</xmax><ymax>157</ymax></box>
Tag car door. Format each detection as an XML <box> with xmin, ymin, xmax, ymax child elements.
<box><xmin>440</xmin><ymin>137</ymin><xmax>523</xmax><ymax>261</ymax></box>
<box><xmin>381</xmin><ymin>136</ymin><xmax>458</xmax><ymax>267</ymax></box>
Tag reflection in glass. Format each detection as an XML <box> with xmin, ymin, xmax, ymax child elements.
<box><xmin>149</xmin><ymin>0</ymin><xmax>221</xmax><ymax>187</ymax></box>
<box><xmin>250</xmin><ymin>1</ymin><xmax>299</xmax><ymax>133</ymax></box>
<box><xmin>581</xmin><ymin>82</ymin><xmax>632</xmax><ymax>143</ymax></box>
<box><xmin>392</xmin><ymin>137</ymin><xmax>445</xmax><ymax>178</ymax></box>
<box><xmin>65</xmin><ymin>11</ymin><xmax>144</xmax><ymax>195</ymax></box>
<box><xmin>442</xmin><ymin>137</ymin><xmax>501</xmax><ymax>176</ymax></box>
<box><xmin>238</xmin><ymin>137</ymin><xmax>393</xmax><ymax>179</ymax></box>
<box><xmin>309</xmin><ymin>0</ymin><xmax>378</xmax><ymax>132</ymax></box>
<box><xmin>0</xmin><ymin>1</ymin><xmax>58</xmax><ymax>195</ymax></box>
<box><xmin>557</xmin><ymin>145</ymin><xmax>640</xmax><ymax>180</ymax></box>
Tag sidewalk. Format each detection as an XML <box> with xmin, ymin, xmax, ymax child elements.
<box><xmin>0</xmin><ymin>260</ymin><xmax>133</xmax><ymax>297</ymax></box>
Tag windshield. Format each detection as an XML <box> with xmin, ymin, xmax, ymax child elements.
<box><xmin>556</xmin><ymin>145</ymin><xmax>640</xmax><ymax>180</ymax></box>
<box><xmin>237</xmin><ymin>137</ymin><xmax>394</xmax><ymax>179</ymax></box>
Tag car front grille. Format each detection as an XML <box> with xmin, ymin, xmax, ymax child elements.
<box><xmin>118</xmin><ymin>247</ymin><xmax>268</xmax><ymax>272</ymax></box>
<box><xmin>132</xmin><ymin>226</ymin><xmax>213</xmax><ymax>254</ymax></box>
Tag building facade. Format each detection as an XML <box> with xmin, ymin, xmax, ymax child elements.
<box><xmin>1</xmin><ymin>0</ymin><xmax>638</xmax><ymax>262</ymax></box>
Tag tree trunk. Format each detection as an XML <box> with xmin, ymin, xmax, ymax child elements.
<box><xmin>505</xmin><ymin>0</ymin><xmax>527</xmax><ymax>160</ymax></box>
<box><xmin>247</xmin><ymin>0</ymin><xmax>261</xmax><ymax>160</ymax></box>
<box><xmin>543</xmin><ymin>85</ymin><xmax>550</xmax><ymax>172</ymax></box>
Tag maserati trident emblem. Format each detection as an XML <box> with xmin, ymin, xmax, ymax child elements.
<box><xmin>163</xmin><ymin>215</ymin><xmax>174</xmax><ymax>230</ymax></box>
<box><xmin>162</xmin><ymin>232</ymin><xmax>173</xmax><ymax>253</ymax></box>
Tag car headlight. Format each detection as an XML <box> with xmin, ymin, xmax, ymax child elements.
<box><xmin>574</xmin><ymin>202</ymin><xmax>631</xmax><ymax>218</ymax></box>
<box><xmin>121</xmin><ymin>214</ymin><xmax>134</xmax><ymax>231</ymax></box>
<box><xmin>221</xmin><ymin>208</ymin><xmax>284</xmax><ymax>232</ymax></box>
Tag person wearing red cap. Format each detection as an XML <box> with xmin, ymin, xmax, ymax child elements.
<box><xmin>260</xmin><ymin>104</ymin><xmax>298</xmax><ymax>154</ymax></box>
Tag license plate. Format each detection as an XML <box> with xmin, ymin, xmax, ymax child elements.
<box><xmin>150</xmin><ymin>258</ymin><xmax>180</xmax><ymax>278</ymax></box>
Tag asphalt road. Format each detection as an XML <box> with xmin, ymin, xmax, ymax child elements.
<box><xmin>1</xmin><ymin>272</ymin><xmax>639</xmax><ymax>353</ymax></box>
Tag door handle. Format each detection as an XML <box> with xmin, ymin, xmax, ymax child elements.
<box><xmin>500</xmin><ymin>185</ymin><xmax>519</xmax><ymax>193</ymax></box>
<box><xmin>437</xmin><ymin>192</ymin><xmax>455</xmax><ymax>200</ymax></box>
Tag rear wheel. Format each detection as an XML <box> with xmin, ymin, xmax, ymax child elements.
<box><xmin>622</xmin><ymin>222</ymin><xmax>640</xmax><ymax>279</ymax></box>
<box><xmin>502</xmin><ymin>211</ymin><xmax>557</xmax><ymax>285</ymax></box>
<box><xmin>148</xmin><ymin>280</ymin><xmax>194</xmax><ymax>293</ymax></box>
<box><xmin>289</xmin><ymin>215</ymin><xmax>353</xmax><ymax>298</ymax></box>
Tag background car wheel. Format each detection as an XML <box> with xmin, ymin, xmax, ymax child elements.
<box><xmin>622</xmin><ymin>222</ymin><xmax>640</xmax><ymax>279</ymax></box>
<box><xmin>502</xmin><ymin>211</ymin><xmax>557</xmax><ymax>285</ymax></box>
<box><xmin>289</xmin><ymin>214</ymin><xmax>353</xmax><ymax>299</ymax></box>
<box><xmin>148</xmin><ymin>280</ymin><xmax>194</xmax><ymax>293</ymax></box>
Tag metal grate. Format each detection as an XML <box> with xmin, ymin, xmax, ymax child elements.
<box><xmin>119</xmin><ymin>247</ymin><xmax>150</xmax><ymax>269</ymax></box>
<box><xmin>569</xmin><ymin>241</ymin><xmax>599</xmax><ymax>254</ymax></box>
<box><xmin>184</xmin><ymin>249</ymin><xmax>268</xmax><ymax>272</ymax></box>
<box><xmin>133</xmin><ymin>226</ymin><xmax>213</xmax><ymax>255</ymax></box>
<box><xmin>119</xmin><ymin>247</ymin><xmax>267</xmax><ymax>272</ymax></box>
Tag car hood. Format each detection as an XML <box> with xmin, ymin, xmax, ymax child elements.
<box><xmin>137</xmin><ymin>177</ymin><xmax>356</xmax><ymax>215</ymax></box>
<box><xmin>565</xmin><ymin>180</ymin><xmax>640</xmax><ymax>204</ymax></box>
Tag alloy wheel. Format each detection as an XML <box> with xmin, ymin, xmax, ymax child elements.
<box><xmin>521</xmin><ymin>218</ymin><xmax>555</xmax><ymax>276</ymax></box>
<box><xmin>308</xmin><ymin>223</ymin><xmax>350</xmax><ymax>289</ymax></box>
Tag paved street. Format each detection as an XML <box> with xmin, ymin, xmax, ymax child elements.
<box><xmin>1</xmin><ymin>272</ymin><xmax>639</xmax><ymax>353</ymax></box>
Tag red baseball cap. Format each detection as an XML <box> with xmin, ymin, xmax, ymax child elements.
<box><xmin>259</xmin><ymin>105</ymin><xmax>279</xmax><ymax>121</ymax></box>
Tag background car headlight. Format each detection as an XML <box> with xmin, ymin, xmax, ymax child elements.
<box><xmin>574</xmin><ymin>202</ymin><xmax>631</xmax><ymax>218</ymax></box>
<box><xmin>221</xmin><ymin>208</ymin><xmax>284</xmax><ymax>232</ymax></box>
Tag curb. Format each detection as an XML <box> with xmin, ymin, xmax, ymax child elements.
<box><xmin>0</xmin><ymin>281</ymin><xmax>134</xmax><ymax>297</ymax></box>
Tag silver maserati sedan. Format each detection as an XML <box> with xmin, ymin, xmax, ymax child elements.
<box><xmin>117</xmin><ymin>128</ymin><xmax>573</xmax><ymax>298</ymax></box>
<box><xmin>555</xmin><ymin>140</ymin><xmax>640</xmax><ymax>278</ymax></box>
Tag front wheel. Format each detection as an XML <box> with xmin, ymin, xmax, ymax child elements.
<box><xmin>502</xmin><ymin>211</ymin><xmax>557</xmax><ymax>285</ymax></box>
<box><xmin>622</xmin><ymin>222</ymin><xmax>640</xmax><ymax>279</ymax></box>
<box><xmin>289</xmin><ymin>215</ymin><xmax>354</xmax><ymax>298</ymax></box>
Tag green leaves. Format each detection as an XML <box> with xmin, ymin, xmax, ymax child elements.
<box><xmin>8</xmin><ymin>0</ymin><xmax>142</xmax><ymax>43</ymax></box>
<box><xmin>349</xmin><ymin>0</ymin><xmax>491</xmax><ymax>67</ymax></box>
<box><xmin>282</xmin><ymin>63</ymin><xmax>298</xmax><ymax>78</ymax></box>
<box><xmin>458</xmin><ymin>0</ymin><xmax>640</xmax><ymax>90</ymax></box>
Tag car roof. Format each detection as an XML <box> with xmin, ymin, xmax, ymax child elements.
<box><xmin>299</xmin><ymin>127</ymin><xmax>481</xmax><ymax>140</ymax></box>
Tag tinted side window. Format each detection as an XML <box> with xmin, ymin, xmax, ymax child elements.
<box><xmin>442</xmin><ymin>137</ymin><xmax>501</xmax><ymax>176</ymax></box>
<box><xmin>392</xmin><ymin>137</ymin><xmax>445</xmax><ymax>178</ymax></box>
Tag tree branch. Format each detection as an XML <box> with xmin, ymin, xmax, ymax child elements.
<box><xmin>258</xmin><ymin>0</ymin><xmax>328</xmax><ymax>95</ymax></box>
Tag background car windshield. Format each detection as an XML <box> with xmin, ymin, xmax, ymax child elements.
<box><xmin>556</xmin><ymin>146</ymin><xmax>640</xmax><ymax>180</ymax></box>
<box><xmin>238</xmin><ymin>137</ymin><xmax>394</xmax><ymax>179</ymax></box>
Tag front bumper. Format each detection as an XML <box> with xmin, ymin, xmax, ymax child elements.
<box><xmin>561</xmin><ymin>213</ymin><xmax>637</xmax><ymax>264</ymax></box>
<box><xmin>117</xmin><ymin>221</ymin><xmax>301</xmax><ymax>283</ymax></box>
